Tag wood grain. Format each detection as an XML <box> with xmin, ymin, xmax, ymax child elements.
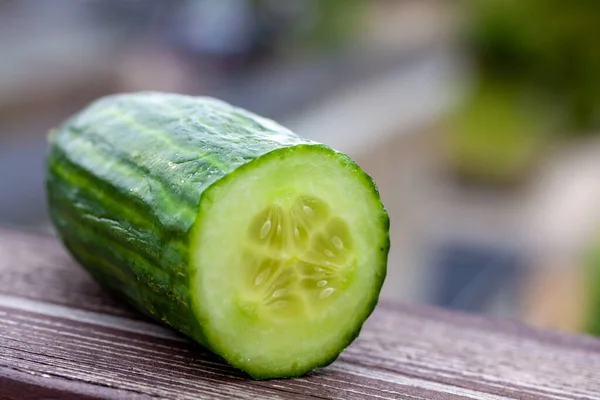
<box><xmin>1</xmin><ymin>228</ymin><xmax>600</xmax><ymax>399</ymax></box>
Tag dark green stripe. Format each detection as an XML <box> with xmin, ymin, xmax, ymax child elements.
<box><xmin>63</xmin><ymin>238</ymin><xmax>138</xmax><ymax>290</ymax></box>
<box><xmin>66</xmin><ymin>124</ymin><xmax>201</xmax><ymax>208</ymax></box>
<box><xmin>58</xmin><ymin>218</ymin><xmax>196</xmax><ymax>334</ymax></box>
<box><xmin>78</xmin><ymin>104</ymin><xmax>233</xmax><ymax>172</ymax></box>
<box><xmin>52</xmin><ymin>206</ymin><xmax>187</xmax><ymax>296</ymax></box>
<box><xmin>49</xmin><ymin>153</ymin><xmax>165</xmax><ymax>233</ymax></box>
<box><xmin>49</xmin><ymin>144</ymin><xmax>196</xmax><ymax>233</ymax></box>
<box><xmin>48</xmin><ymin>181</ymin><xmax>188</xmax><ymax>275</ymax></box>
<box><xmin>54</xmin><ymin>131</ymin><xmax>197</xmax><ymax>213</ymax></box>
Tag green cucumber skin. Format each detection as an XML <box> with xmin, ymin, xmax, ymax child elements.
<box><xmin>46</xmin><ymin>92</ymin><xmax>390</xmax><ymax>379</ymax></box>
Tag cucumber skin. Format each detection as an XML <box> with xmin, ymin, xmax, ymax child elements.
<box><xmin>46</xmin><ymin>92</ymin><xmax>390</xmax><ymax>379</ymax></box>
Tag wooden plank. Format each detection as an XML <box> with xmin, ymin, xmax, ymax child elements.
<box><xmin>1</xmin><ymin>228</ymin><xmax>600</xmax><ymax>399</ymax></box>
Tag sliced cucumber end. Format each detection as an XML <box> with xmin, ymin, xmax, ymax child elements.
<box><xmin>191</xmin><ymin>144</ymin><xmax>389</xmax><ymax>379</ymax></box>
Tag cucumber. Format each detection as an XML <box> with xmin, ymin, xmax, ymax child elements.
<box><xmin>46</xmin><ymin>92</ymin><xmax>389</xmax><ymax>379</ymax></box>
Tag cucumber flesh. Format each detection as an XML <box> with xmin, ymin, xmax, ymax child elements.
<box><xmin>193</xmin><ymin>145</ymin><xmax>387</xmax><ymax>378</ymax></box>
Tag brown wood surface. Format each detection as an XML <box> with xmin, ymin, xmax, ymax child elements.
<box><xmin>1</xmin><ymin>228</ymin><xmax>600</xmax><ymax>399</ymax></box>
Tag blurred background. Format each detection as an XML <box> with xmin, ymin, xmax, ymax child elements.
<box><xmin>1</xmin><ymin>0</ymin><xmax>600</xmax><ymax>334</ymax></box>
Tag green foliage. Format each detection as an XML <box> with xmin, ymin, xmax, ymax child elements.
<box><xmin>252</xmin><ymin>0</ymin><xmax>367</xmax><ymax>50</ymax></box>
<box><xmin>446</xmin><ymin>81</ymin><xmax>549</xmax><ymax>184</ymax></box>
<box><xmin>467</xmin><ymin>0</ymin><xmax>600</xmax><ymax>131</ymax></box>
<box><xmin>585</xmin><ymin>246</ymin><xmax>600</xmax><ymax>336</ymax></box>
<box><xmin>448</xmin><ymin>0</ymin><xmax>600</xmax><ymax>185</ymax></box>
<box><xmin>307</xmin><ymin>0</ymin><xmax>367</xmax><ymax>48</ymax></box>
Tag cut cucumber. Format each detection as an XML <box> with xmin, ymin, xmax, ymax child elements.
<box><xmin>46</xmin><ymin>92</ymin><xmax>389</xmax><ymax>379</ymax></box>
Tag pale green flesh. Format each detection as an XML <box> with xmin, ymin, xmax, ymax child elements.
<box><xmin>240</xmin><ymin>196</ymin><xmax>355</xmax><ymax>320</ymax></box>
<box><xmin>191</xmin><ymin>145</ymin><xmax>387</xmax><ymax>377</ymax></box>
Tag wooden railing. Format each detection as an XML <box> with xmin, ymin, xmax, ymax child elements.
<box><xmin>1</xmin><ymin>228</ymin><xmax>599</xmax><ymax>399</ymax></box>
